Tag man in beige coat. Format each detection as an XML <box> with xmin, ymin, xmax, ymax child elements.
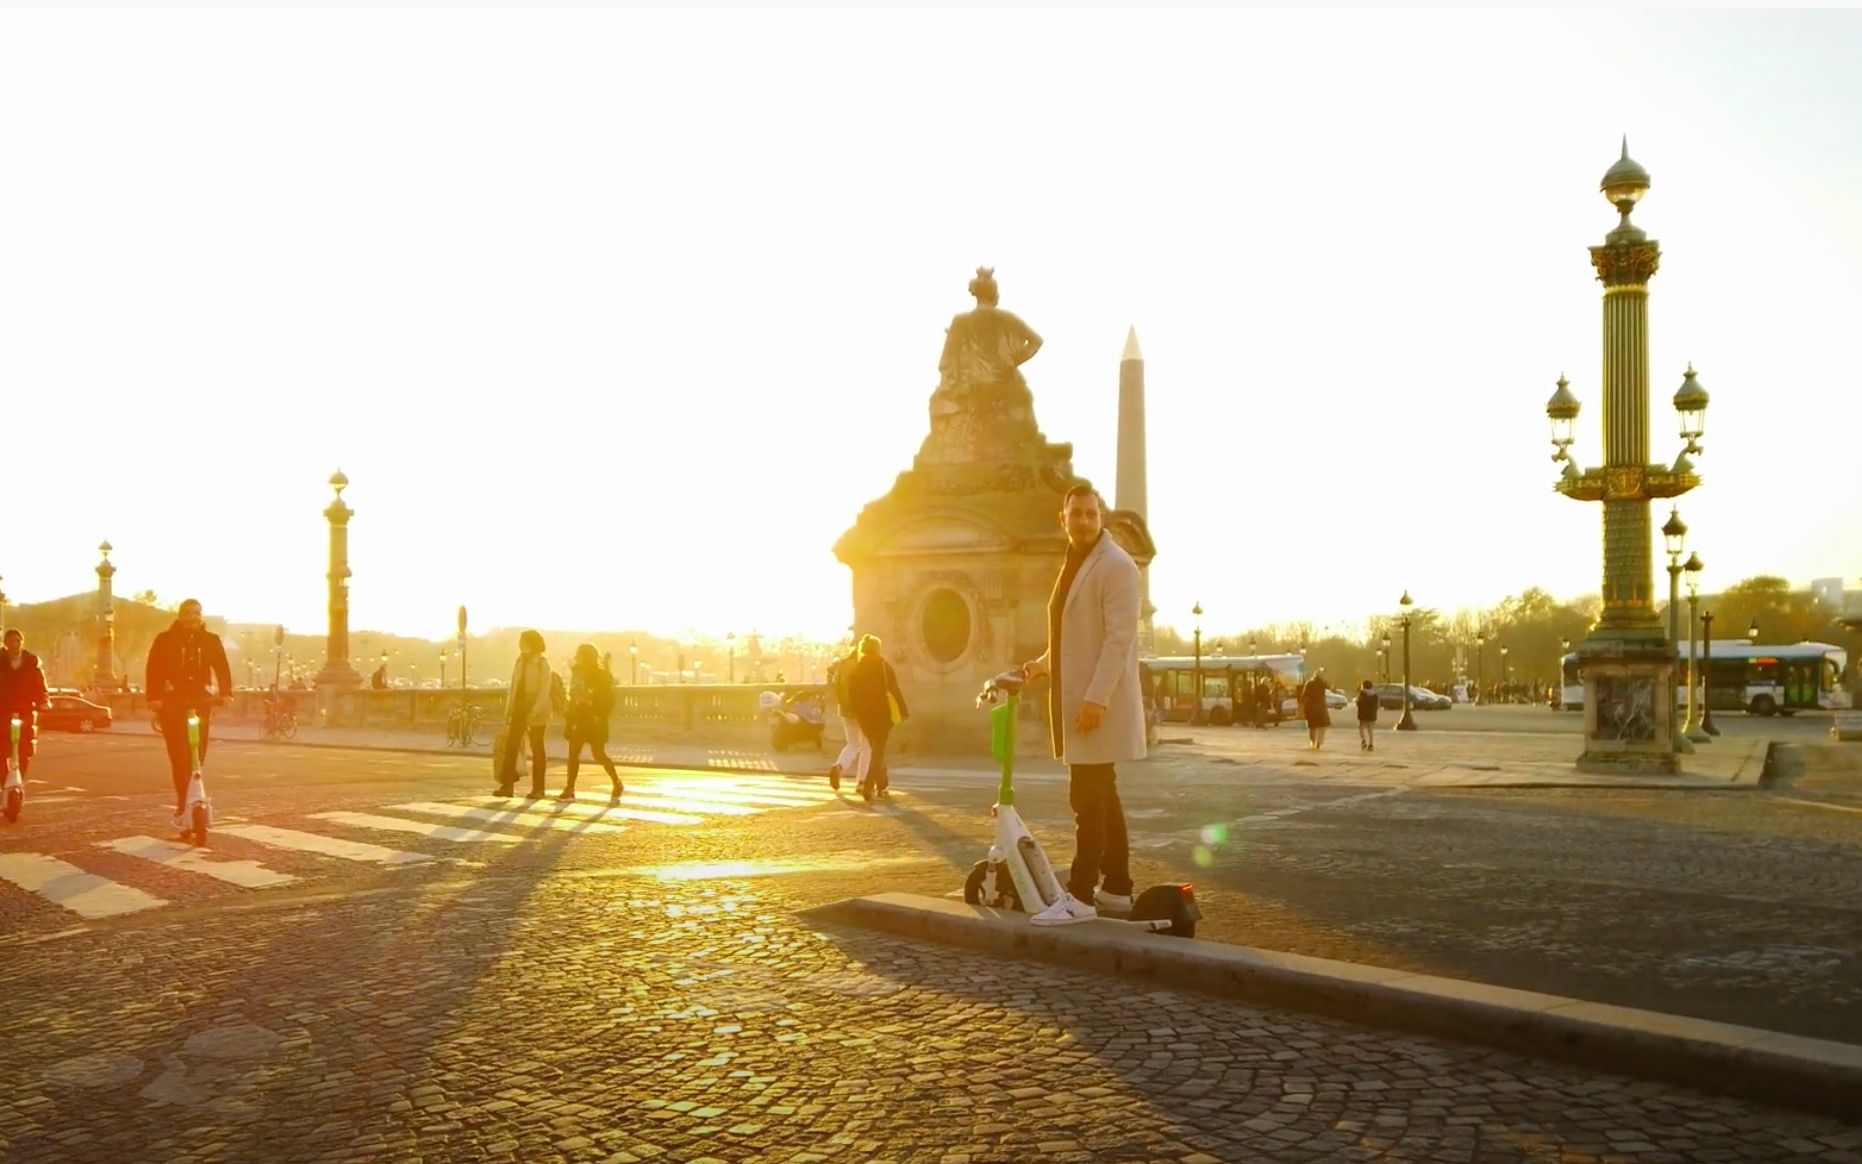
<box><xmin>1022</xmin><ymin>485</ymin><xmax>1146</xmax><ymax>925</ymax></box>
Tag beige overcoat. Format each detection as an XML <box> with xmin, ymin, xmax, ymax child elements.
<box><xmin>1033</xmin><ymin>534</ymin><xmax>1148</xmax><ymax>766</ymax></box>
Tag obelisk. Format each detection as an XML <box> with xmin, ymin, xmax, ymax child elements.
<box><xmin>1116</xmin><ymin>327</ymin><xmax>1156</xmax><ymax>654</ymax></box>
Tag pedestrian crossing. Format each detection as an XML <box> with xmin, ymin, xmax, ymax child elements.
<box><xmin>0</xmin><ymin>770</ymin><xmax>847</xmax><ymax>926</ymax></box>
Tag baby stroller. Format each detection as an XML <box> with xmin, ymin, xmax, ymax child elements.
<box><xmin>761</xmin><ymin>690</ymin><xmax>826</xmax><ymax>752</ymax></box>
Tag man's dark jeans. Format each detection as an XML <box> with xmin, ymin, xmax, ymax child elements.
<box><xmin>1067</xmin><ymin>762</ymin><xmax>1132</xmax><ymax>904</ymax></box>
<box><xmin>158</xmin><ymin>706</ymin><xmax>211</xmax><ymax>811</ymax></box>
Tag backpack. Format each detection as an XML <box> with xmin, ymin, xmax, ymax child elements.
<box><xmin>548</xmin><ymin>670</ymin><xmax>566</xmax><ymax>714</ymax></box>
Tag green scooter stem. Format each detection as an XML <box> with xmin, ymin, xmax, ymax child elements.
<box><xmin>992</xmin><ymin>694</ymin><xmax>1018</xmax><ymax>807</ymax></box>
<box><xmin>186</xmin><ymin>714</ymin><xmax>202</xmax><ymax>773</ymax></box>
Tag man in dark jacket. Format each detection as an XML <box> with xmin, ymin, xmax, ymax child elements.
<box><xmin>1</xmin><ymin>629</ymin><xmax>51</xmax><ymax>777</ymax></box>
<box><xmin>845</xmin><ymin>635</ymin><xmax>908</xmax><ymax>802</ymax></box>
<box><xmin>145</xmin><ymin>598</ymin><xmax>233</xmax><ymax>831</ymax></box>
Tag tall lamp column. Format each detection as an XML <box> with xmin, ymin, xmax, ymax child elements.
<box><xmin>1396</xmin><ymin>591</ymin><xmax>1417</xmax><ymax>732</ymax></box>
<box><xmin>1661</xmin><ymin>508</ymin><xmax>1693</xmax><ymax>753</ymax></box>
<box><xmin>1683</xmin><ymin>555</ymin><xmax>1708</xmax><ymax>743</ymax></box>
<box><xmin>1191</xmin><ymin>602</ymin><xmax>1205</xmax><ymax>726</ymax></box>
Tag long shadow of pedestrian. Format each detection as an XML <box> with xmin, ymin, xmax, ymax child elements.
<box><xmin>1</xmin><ymin>784</ymin><xmax>605</xmax><ymax>1161</ymax></box>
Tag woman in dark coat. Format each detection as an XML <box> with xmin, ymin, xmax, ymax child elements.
<box><xmin>559</xmin><ymin>644</ymin><xmax>623</xmax><ymax>803</ymax></box>
<box><xmin>1300</xmin><ymin>670</ymin><xmax>1333</xmax><ymax>751</ymax></box>
<box><xmin>845</xmin><ymin>634</ymin><xmax>908</xmax><ymax>802</ymax></box>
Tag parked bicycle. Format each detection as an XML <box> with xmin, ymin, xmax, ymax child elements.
<box><xmin>446</xmin><ymin>702</ymin><xmax>484</xmax><ymax>747</ymax></box>
<box><xmin>260</xmin><ymin>700</ymin><xmax>299</xmax><ymax>742</ymax></box>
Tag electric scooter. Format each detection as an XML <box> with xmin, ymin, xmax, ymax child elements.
<box><xmin>963</xmin><ymin>671</ymin><xmax>1199</xmax><ymax>937</ymax></box>
<box><xmin>181</xmin><ymin>711</ymin><xmax>211</xmax><ymax>846</ymax></box>
<box><xmin>3</xmin><ymin>715</ymin><xmax>24</xmax><ymax>824</ymax></box>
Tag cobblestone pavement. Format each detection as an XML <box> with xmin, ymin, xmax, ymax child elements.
<box><xmin>5</xmin><ymin>864</ymin><xmax>1861</xmax><ymax>1164</ymax></box>
<box><xmin>9</xmin><ymin>732</ymin><xmax>1862</xmax><ymax>1045</ymax></box>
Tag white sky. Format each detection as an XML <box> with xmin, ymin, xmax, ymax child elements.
<box><xmin>3</xmin><ymin>10</ymin><xmax>1859</xmax><ymax>642</ymax></box>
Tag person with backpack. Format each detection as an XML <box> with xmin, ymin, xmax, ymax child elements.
<box><xmin>824</xmin><ymin>644</ymin><xmax>864</xmax><ymax>792</ymax></box>
<box><xmin>494</xmin><ymin>629</ymin><xmax>556</xmax><ymax>799</ymax></box>
<box><xmin>1356</xmin><ymin>678</ymin><xmax>1379</xmax><ymax>751</ymax></box>
<box><xmin>846</xmin><ymin>634</ymin><xmax>908</xmax><ymax>801</ymax></box>
<box><xmin>559</xmin><ymin>643</ymin><xmax>623</xmax><ymax>803</ymax></box>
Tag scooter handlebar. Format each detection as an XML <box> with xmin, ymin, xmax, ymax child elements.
<box><xmin>976</xmin><ymin>670</ymin><xmax>1026</xmax><ymax>708</ymax></box>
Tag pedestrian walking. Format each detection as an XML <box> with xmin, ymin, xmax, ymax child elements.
<box><xmin>1021</xmin><ymin>484</ymin><xmax>1146</xmax><ymax>927</ymax></box>
<box><xmin>494</xmin><ymin>629</ymin><xmax>556</xmax><ymax>799</ymax></box>
<box><xmin>1356</xmin><ymin>678</ymin><xmax>1379</xmax><ymax>751</ymax></box>
<box><xmin>144</xmin><ymin>599</ymin><xmax>233</xmax><ymax>833</ymax></box>
<box><xmin>1300</xmin><ymin>670</ymin><xmax>1332</xmax><ymax>750</ymax></box>
<box><xmin>846</xmin><ymin>634</ymin><xmax>908</xmax><ymax>801</ymax></box>
<box><xmin>559</xmin><ymin>643</ymin><xmax>623</xmax><ymax>803</ymax></box>
<box><xmin>825</xmin><ymin>645</ymin><xmax>865</xmax><ymax>792</ymax></box>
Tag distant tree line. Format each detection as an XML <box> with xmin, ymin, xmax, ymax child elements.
<box><xmin>1154</xmin><ymin>576</ymin><xmax>1862</xmax><ymax>696</ymax></box>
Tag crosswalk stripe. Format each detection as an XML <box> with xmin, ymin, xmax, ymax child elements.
<box><xmin>97</xmin><ymin>836</ymin><xmax>299</xmax><ymax>888</ymax></box>
<box><xmin>636</xmin><ymin>782</ymin><xmax>831</xmax><ymax>807</ymax></box>
<box><xmin>460</xmin><ymin>795</ymin><xmax>703</xmax><ymax>826</ymax></box>
<box><xmin>386</xmin><ymin>802</ymin><xmax>628</xmax><ymax>834</ymax></box>
<box><xmin>217</xmin><ymin>823</ymin><xmax>433</xmax><ymax>865</ymax></box>
<box><xmin>661</xmin><ymin>773</ymin><xmax>838</xmax><ymax>795</ymax></box>
<box><xmin>593</xmin><ymin>791</ymin><xmax>761</xmax><ymax>816</ymax></box>
<box><xmin>0</xmin><ymin>852</ymin><xmax>168</xmax><ymax>919</ymax></box>
<box><xmin>310</xmin><ymin>811</ymin><xmax>526</xmax><ymax>844</ymax></box>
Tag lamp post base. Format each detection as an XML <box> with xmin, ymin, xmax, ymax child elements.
<box><xmin>1396</xmin><ymin>710</ymin><xmax>1418</xmax><ymax>731</ymax></box>
<box><xmin>1575</xmin><ymin>640</ymin><xmax>1683</xmax><ymax>775</ymax></box>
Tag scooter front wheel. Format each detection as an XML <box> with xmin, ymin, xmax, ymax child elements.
<box><xmin>3</xmin><ymin>787</ymin><xmax>20</xmax><ymax>824</ymax></box>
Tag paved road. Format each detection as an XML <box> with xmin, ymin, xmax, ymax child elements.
<box><xmin>3</xmin><ymin>732</ymin><xmax>1860</xmax><ymax>1161</ymax></box>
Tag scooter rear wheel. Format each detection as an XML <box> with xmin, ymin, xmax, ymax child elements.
<box><xmin>190</xmin><ymin>803</ymin><xmax>209</xmax><ymax>848</ymax></box>
<box><xmin>963</xmin><ymin>860</ymin><xmax>1021</xmax><ymax>911</ymax></box>
<box><xmin>3</xmin><ymin>787</ymin><xmax>20</xmax><ymax>824</ymax></box>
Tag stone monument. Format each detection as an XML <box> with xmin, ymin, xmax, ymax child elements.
<box><xmin>835</xmin><ymin>268</ymin><xmax>1156</xmax><ymax>751</ymax></box>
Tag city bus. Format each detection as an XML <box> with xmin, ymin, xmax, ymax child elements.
<box><xmin>1142</xmin><ymin>653</ymin><xmax>1306</xmax><ymax>724</ymax></box>
<box><xmin>1557</xmin><ymin>641</ymin><xmax>1851</xmax><ymax>716</ymax></box>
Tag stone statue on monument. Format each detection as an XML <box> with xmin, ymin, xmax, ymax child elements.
<box><xmin>926</xmin><ymin>268</ymin><xmax>1044</xmax><ymax>455</ymax></box>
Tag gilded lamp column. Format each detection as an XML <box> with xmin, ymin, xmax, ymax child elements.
<box><xmin>1547</xmin><ymin>141</ymin><xmax>1711</xmax><ymax>775</ymax></box>
<box><xmin>315</xmin><ymin>470</ymin><xmax>362</xmax><ymax>689</ymax></box>
<box><xmin>94</xmin><ymin>541</ymin><xmax>118</xmax><ymax>689</ymax></box>
<box><xmin>1588</xmin><ymin>148</ymin><xmax>1665</xmax><ymax>636</ymax></box>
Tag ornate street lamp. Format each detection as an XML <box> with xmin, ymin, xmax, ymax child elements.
<box><xmin>727</xmin><ymin>631</ymin><xmax>736</xmax><ymax>684</ymax></box>
<box><xmin>1191</xmin><ymin>602</ymin><xmax>1205</xmax><ymax>726</ymax></box>
<box><xmin>1747</xmin><ymin>619</ymin><xmax>1759</xmax><ymax>643</ymax></box>
<box><xmin>1548</xmin><ymin>141</ymin><xmax>1714</xmax><ymax>775</ymax></box>
<box><xmin>440</xmin><ymin>648</ymin><xmax>449</xmax><ymax>689</ymax></box>
<box><xmin>1701</xmin><ymin>609</ymin><xmax>1720</xmax><ymax>736</ymax></box>
<box><xmin>629</xmin><ymin>639</ymin><xmax>639</xmax><ymax>685</ymax></box>
<box><xmin>1475</xmin><ymin>631</ymin><xmax>1486</xmax><ymax>705</ymax></box>
<box><xmin>1683</xmin><ymin>553</ymin><xmax>1708</xmax><ymax>743</ymax></box>
<box><xmin>1661</xmin><ymin>507</ymin><xmax>1693</xmax><ymax>752</ymax></box>
<box><xmin>1499</xmin><ymin>644</ymin><xmax>1510</xmax><ymax>699</ymax></box>
<box><xmin>1381</xmin><ymin>634</ymin><xmax>1392</xmax><ymax>683</ymax></box>
<box><xmin>1396</xmin><ymin>590</ymin><xmax>1417</xmax><ymax>731</ymax></box>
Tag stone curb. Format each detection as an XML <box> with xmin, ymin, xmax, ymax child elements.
<box><xmin>811</xmin><ymin>892</ymin><xmax>1862</xmax><ymax>1122</ymax></box>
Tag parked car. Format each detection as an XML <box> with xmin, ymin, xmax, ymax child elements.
<box><xmin>1279</xmin><ymin>688</ymin><xmax>1351</xmax><ymax>717</ymax></box>
<box><xmin>1371</xmin><ymin>683</ymin><xmax>1451</xmax><ymax>711</ymax></box>
<box><xmin>40</xmin><ymin>694</ymin><xmax>114</xmax><ymax>732</ymax></box>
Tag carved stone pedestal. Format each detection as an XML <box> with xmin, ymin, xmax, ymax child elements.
<box><xmin>1577</xmin><ymin>639</ymin><xmax>1679</xmax><ymax>775</ymax></box>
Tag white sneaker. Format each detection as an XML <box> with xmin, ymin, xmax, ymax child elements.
<box><xmin>171</xmin><ymin>811</ymin><xmax>187</xmax><ymax>834</ymax></box>
<box><xmin>1095</xmin><ymin>889</ymin><xmax>1134</xmax><ymax>913</ymax></box>
<box><xmin>1030</xmin><ymin>892</ymin><xmax>1097</xmax><ymax>926</ymax></box>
